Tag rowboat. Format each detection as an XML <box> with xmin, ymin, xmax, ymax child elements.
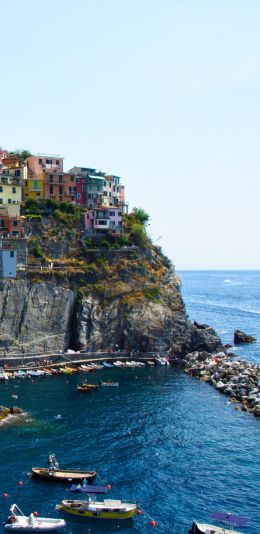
<box><xmin>77</xmin><ymin>386</ymin><xmax>93</xmax><ymax>392</ymax></box>
<box><xmin>31</xmin><ymin>467</ymin><xmax>97</xmax><ymax>483</ymax></box>
<box><xmin>58</xmin><ymin>498</ymin><xmax>137</xmax><ymax>520</ymax></box>
<box><xmin>100</xmin><ymin>381</ymin><xmax>119</xmax><ymax>387</ymax></box>
<box><xmin>4</xmin><ymin>504</ymin><xmax>66</xmax><ymax>531</ymax></box>
<box><xmin>190</xmin><ymin>512</ymin><xmax>249</xmax><ymax>534</ymax></box>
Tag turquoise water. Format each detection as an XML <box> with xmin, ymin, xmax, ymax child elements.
<box><xmin>0</xmin><ymin>271</ymin><xmax>259</xmax><ymax>533</ymax></box>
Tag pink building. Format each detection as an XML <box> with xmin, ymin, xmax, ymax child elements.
<box><xmin>0</xmin><ymin>149</ymin><xmax>8</xmax><ymax>164</ymax></box>
<box><xmin>84</xmin><ymin>207</ymin><xmax>123</xmax><ymax>234</ymax></box>
<box><xmin>27</xmin><ymin>154</ymin><xmax>64</xmax><ymax>175</ymax></box>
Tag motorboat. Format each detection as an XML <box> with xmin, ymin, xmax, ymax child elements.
<box><xmin>190</xmin><ymin>511</ymin><xmax>249</xmax><ymax>534</ymax></box>
<box><xmin>57</xmin><ymin>498</ymin><xmax>137</xmax><ymax>520</ymax></box>
<box><xmin>147</xmin><ymin>361</ymin><xmax>155</xmax><ymax>365</ymax></box>
<box><xmin>0</xmin><ymin>371</ymin><xmax>9</xmax><ymax>380</ymax></box>
<box><xmin>113</xmin><ymin>361</ymin><xmax>126</xmax><ymax>367</ymax></box>
<box><xmin>4</xmin><ymin>504</ymin><xmax>66</xmax><ymax>531</ymax></box>
<box><xmin>102</xmin><ymin>362</ymin><xmax>113</xmax><ymax>368</ymax></box>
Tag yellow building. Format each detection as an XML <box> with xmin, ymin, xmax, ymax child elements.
<box><xmin>23</xmin><ymin>175</ymin><xmax>44</xmax><ymax>200</ymax></box>
<box><xmin>0</xmin><ymin>176</ymin><xmax>22</xmax><ymax>205</ymax></box>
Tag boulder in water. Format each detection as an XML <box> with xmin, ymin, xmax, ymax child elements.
<box><xmin>234</xmin><ymin>330</ymin><xmax>256</xmax><ymax>344</ymax></box>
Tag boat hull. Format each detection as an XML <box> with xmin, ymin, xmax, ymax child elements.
<box><xmin>32</xmin><ymin>468</ymin><xmax>96</xmax><ymax>483</ymax></box>
<box><xmin>190</xmin><ymin>521</ymin><xmax>243</xmax><ymax>534</ymax></box>
<box><xmin>61</xmin><ymin>500</ymin><xmax>137</xmax><ymax>520</ymax></box>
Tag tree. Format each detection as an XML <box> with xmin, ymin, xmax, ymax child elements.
<box><xmin>132</xmin><ymin>208</ymin><xmax>150</xmax><ymax>226</ymax></box>
<box><xmin>9</xmin><ymin>149</ymin><xmax>32</xmax><ymax>161</ymax></box>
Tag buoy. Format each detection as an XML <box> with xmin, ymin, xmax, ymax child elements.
<box><xmin>107</xmin><ymin>484</ymin><xmax>111</xmax><ymax>490</ymax></box>
<box><xmin>18</xmin><ymin>481</ymin><xmax>23</xmax><ymax>486</ymax></box>
<box><xmin>137</xmin><ymin>509</ymin><xmax>142</xmax><ymax>515</ymax></box>
<box><xmin>3</xmin><ymin>493</ymin><xmax>8</xmax><ymax>498</ymax></box>
<box><xmin>33</xmin><ymin>512</ymin><xmax>38</xmax><ymax>517</ymax></box>
<box><xmin>150</xmin><ymin>520</ymin><xmax>157</xmax><ymax>526</ymax></box>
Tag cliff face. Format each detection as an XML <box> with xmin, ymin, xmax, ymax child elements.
<box><xmin>0</xmin><ymin>280</ymin><xmax>75</xmax><ymax>353</ymax></box>
<box><xmin>0</xmin><ymin>244</ymin><xmax>221</xmax><ymax>355</ymax></box>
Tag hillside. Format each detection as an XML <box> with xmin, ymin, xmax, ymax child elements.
<box><xmin>0</xmin><ymin>202</ymin><xmax>221</xmax><ymax>355</ymax></box>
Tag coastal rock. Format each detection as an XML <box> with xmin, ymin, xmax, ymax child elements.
<box><xmin>184</xmin><ymin>351</ymin><xmax>260</xmax><ymax>416</ymax></box>
<box><xmin>234</xmin><ymin>329</ymin><xmax>256</xmax><ymax>344</ymax></box>
<box><xmin>0</xmin><ymin>405</ymin><xmax>23</xmax><ymax>422</ymax></box>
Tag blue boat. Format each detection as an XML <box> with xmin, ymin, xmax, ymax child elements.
<box><xmin>102</xmin><ymin>362</ymin><xmax>113</xmax><ymax>368</ymax></box>
<box><xmin>70</xmin><ymin>483</ymin><xmax>108</xmax><ymax>494</ymax></box>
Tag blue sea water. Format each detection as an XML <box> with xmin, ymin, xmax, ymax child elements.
<box><xmin>0</xmin><ymin>271</ymin><xmax>259</xmax><ymax>534</ymax></box>
<box><xmin>179</xmin><ymin>270</ymin><xmax>260</xmax><ymax>365</ymax></box>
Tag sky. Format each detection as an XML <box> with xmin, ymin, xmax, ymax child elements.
<box><xmin>1</xmin><ymin>0</ymin><xmax>260</xmax><ymax>269</ymax></box>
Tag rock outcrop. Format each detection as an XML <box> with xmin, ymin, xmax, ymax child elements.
<box><xmin>0</xmin><ymin>246</ymin><xmax>222</xmax><ymax>355</ymax></box>
<box><xmin>234</xmin><ymin>329</ymin><xmax>256</xmax><ymax>344</ymax></box>
<box><xmin>0</xmin><ymin>405</ymin><xmax>23</xmax><ymax>423</ymax></box>
<box><xmin>184</xmin><ymin>351</ymin><xmax>260</xmax><ymax>416</ymax></box>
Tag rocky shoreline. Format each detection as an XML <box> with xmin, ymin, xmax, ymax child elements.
<box><xmin>183</xmin><ymin>351</ymin><xmax>260</xmax><ymax>417</ymax></box>
<box><xmin>0</xmin><ymin>405</ymin><xmax>24</xmax><ymax>425</ymax></box>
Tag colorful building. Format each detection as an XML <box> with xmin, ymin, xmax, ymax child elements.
<box><xmin>0</xmin><ymin>205</ymin><xmax>25</xmax><ymax>237</ymax></box>
<box><xmin>0</xmin><ymin>149</ymin><xmax>8</xmax><ymax>164</ymax></box>
<box><xmin>25</xmin><ymin>154</ymin><xmax>63</xmax><ymax>200</ymax></box>
<box><xmin>84</xmin><ymin>206</ymin><xmax>123</xmax><ymax>234</ymax></box>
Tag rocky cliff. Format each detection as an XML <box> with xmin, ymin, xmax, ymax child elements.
<box><xmin>0</xmin><ymin>232</ymin><xmax>222</xmax><ymax>355</ymax></box>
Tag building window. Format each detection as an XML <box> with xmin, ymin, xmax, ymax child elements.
<box><xmin>49</xmin><ymin>175</ymin><xmax>53</xmax><ymax>183</ymax></box>
<box><xmin>15</xmin><ymin>170</ymin><xmax>21</xmax><ymax>177</ymax></box>
<box><xmin>13</xmin><ymin>221</ymin><xmax>18</xmax><ymax>226</ymax></box>
<box><xmin>82</xmin><ymin>185</ymin><xmax>85</xmax><ymax>191</ymax></box>
<box><xmin>8</xmin><ymin>199</ymin><xmax>12</xmax><ymax>204</ymax></box>
<box><xmin>34</xmin><ymin>180</ymin><xmax>38</xmax><ymax>189</ymax></box>
<box><xmin>0</xmin><ymin>186</ymin><xmax>2</xmax><ymax>193</ymax></box>
<box><xmin>50</xmin><ymin>186</ymin><xmax>53</xmax><ymax>195</ymax></box>
<box><xmin>39</xmin><ymin>159</ymin><xmax>42</xmax><ymax>164</ymax></box>
<box><xmin>0</xmin><ymin>199</ymin><xmax>3</xmax><ymax>204</ymax></box>
<box><xmin>56</xmin><ymin>160</ymin><xmax>59</xmax><ymax>165</ymax></box>
<box><xmin>59</xmin><ymin>175</ymin><xmax>63</xmax><ymax>183</ymax></box>
<box><xmin>77</xmin><ymin>193</ymin><xmax>81</xmax><ymax>199</ymax></box>
<box><xmin>59</xmin><ymin>186</ymin><xmax>63</xmax><ymax>195</ymax></box>
<box><xmin>10</xmin><ymin>251</ymin><xmax>14</xmax><ymax>258</ymax></box>
<box><xmin>109</xmin><ymin>211</ymin><xmax>115</xmax><ymax>216</ymax></box>
<box><xmin>71</xmin><ymin>176</ymin><xmax>74</xmax><ymax>182</ymax></box>
<box><xmin>12</xmin><ymin>187</ymin><xmax>16</xmax><ymax>194</ymax></box>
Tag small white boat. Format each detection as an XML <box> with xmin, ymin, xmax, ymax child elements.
<box><xmin>190</xmin><ymin>511</ymin><xmax>249</xmax><ymax>534</ymax></box>
<box><xmin>100</xmin><ymin>381</ymin><xmax>119</xmax><ymax>387</ymax></box>
<box><xmin>125</xmin><ymin>361</ymin><xmax>136</xmax><ymax>368</ymax></box>
<box><xmin>4</xmin><ymin>504</ymin><xmax>66</xmax><ymax>532</ymax></box>
<box><xmin>147</xmin><ymin>361</ymin><xmax>155</xmax><ymax>366</ymax></box>
<box><xmin>113</xmin><ymin>361</ymin><xmax>125</xmax><ymax>367</ymax></box>
<box><xmin>0</xmin><ymin>371</ymin><xmax>9</xmax><ymax>380</ymax></box>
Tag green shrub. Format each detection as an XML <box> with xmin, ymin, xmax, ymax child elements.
<box><xmin>33</xmin><ymin>241</ymin><xmax>45</xmax><ymax>259</ymax></box>
<box><xmin>144</xmin><ymin>286</ymin><xmax>161</xmax><ymax>301</ymax></box>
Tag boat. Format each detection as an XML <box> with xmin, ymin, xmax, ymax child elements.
<box><xmin>155</xmin><ymin>356</ymin><xmax>169</xmax><ymax>366</ymax></box>
<box><xmin>58</xmin><ymin>498</ymin><xmax>137</xmax><ymax>520</ymax></box>
<box><xmin>77</xmin><ymin>385</ymin><xmax>93</xmax><ymax>393</ymax></box>
<box><xmin>189</xmin><ymin>512</ymin><xmax>249</xmax><ymax>534</ymax></box>
<box><xmin>80</xmin><ymin>364</ymin><xmax>95</xmax><ymax>372</ymax></box>
<box><xmin>4</xmin><ymin>504</ymin><xmax>66</xmax><ymax>532</ymax></box>
<box><xmin>70</xmin><ymin>483</ymin><xmax>108</xmax><ymax>494</ymax></box>
<box><xmin>100</xmin><ymin>381</ymin><xmax>119</xmax><ymax>387</ymax></box>
<box><xmin>114</xmin><ymin>361</ymin><xmax>125</xmax><ymax>367</ymax></box>
<box><xmin>147</xmin><ymin>361</ymin><xmax>155</xmax><ymax>365</ymax></box>
<box><xmin>102</xmin><ymin>362</ymin><xmax>113</xmax><ymax>368</ymax></box>
<box><xmin>0</xmin><ymin>371</ymin><xmax>9</xmax><ymax>380</ymax></box>
<box><xmin>31</xmin><ymin>467</ymin><xmax>97</xmax><ymax>483</ymax></box>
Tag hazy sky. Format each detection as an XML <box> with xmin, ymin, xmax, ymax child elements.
<box><xmin>1</xmin><ymin>0</ymin><xmax>259</xmax><ymax>269</ymax></box>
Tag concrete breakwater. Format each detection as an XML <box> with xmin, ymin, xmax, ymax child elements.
<box><xmin>183</xmin><ymin>351</ymin><xmax>260</xmax><ymax>416</ymax></box>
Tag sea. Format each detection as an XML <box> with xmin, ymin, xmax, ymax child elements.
<box><xmin>0</xmin><ymin>271</ymin><xmax>259</xmax><ymax>534</ymax></box>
